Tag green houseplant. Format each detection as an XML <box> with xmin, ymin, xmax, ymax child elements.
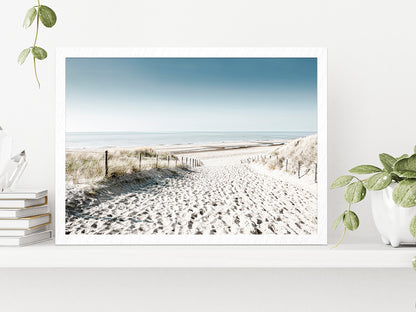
<box><xmin>18</xmin><ymin>1</ymin><xmax>57</xmax><ymax>88</ymax></box>
<box><xmin>331</xmin><ymin>145</ymin><xmax>416</xmax><ymax>247</ymax></box>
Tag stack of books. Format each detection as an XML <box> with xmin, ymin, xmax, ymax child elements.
<box><xmin>0</xmin><ymin>190</ymin><xmax>52</xmax><ymax>246</ymax></box>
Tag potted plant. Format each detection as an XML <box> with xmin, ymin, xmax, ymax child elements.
<box><xmin>331</xmin><ymin>145</ymin><xmax>416</xmax><ymax>247</ymax></box>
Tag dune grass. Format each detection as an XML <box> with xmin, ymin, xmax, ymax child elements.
<box><xmin>66</xmin><ymin>148</ymin><xmax>180</xmax><ymax>184</ymax></box>
<box><xmin>255</xmin><ymin>135</ymin><xmax>317</xmax><ymax>175</ymax></box>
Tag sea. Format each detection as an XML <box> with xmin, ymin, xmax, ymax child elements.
<box><xmin>66</xmin><ymin>131</ymin><xmax>316</xmax><ymax>149</ymax></box>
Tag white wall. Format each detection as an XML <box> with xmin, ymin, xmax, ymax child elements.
<box><xmin>1</xmin><ymin>0</ymin><xmax>416</xmax><ymax>311</ymax></box>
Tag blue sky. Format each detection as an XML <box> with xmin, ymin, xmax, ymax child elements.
<box><xmin>66</xmin><ymin>58</ymin><xmax>317</xmax><ymax>132</ymax></box>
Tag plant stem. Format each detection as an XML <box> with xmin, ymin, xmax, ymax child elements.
<box><xmin>33</xmin><ymin>58</ymin><xmax>40</xmax><ymax>88</ymax></box>
<box><xmin>331</xmin><ymin>226</ymin><xmax>347</xmax><ymax>249</ymax></box>
<box><xmin>33</xmin><ymin>0</ymin><xmax>41</xmax><ymax>88</ymax></box>
<box><xmin>331</xmin><ymin>203</ymin><xmax>351</xmax><ymax>249</ymax></box>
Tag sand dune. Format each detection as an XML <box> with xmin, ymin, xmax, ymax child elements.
<box><xmin>66</xmin><ymin>142</ymin><xmax>318</xmax><ymax>235</ymax></box>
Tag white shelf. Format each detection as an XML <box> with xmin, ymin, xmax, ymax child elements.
<box><xmin>0</xmin><ymin>241</ymin><xmax>415</xmax><ymax>268</ymax></box>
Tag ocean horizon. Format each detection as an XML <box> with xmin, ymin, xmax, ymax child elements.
<box><xmin>66</xmin><ymin>131</ymin><xmax>316</xmax><ymax>149</ymax></box>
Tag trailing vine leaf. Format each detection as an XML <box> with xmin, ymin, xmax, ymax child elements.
<box><xmin>332</xmin><ymin>212</ymin><xmax>345</xmax><ymax>230</ymax></box>
<box><xmin>19</xmin><ymin>1</ymin><xmax>57</xmax><ymax>88</ymax></box>
<box><xmin>17</xmin><ymin>48</ymin><xmax>31</xmax><ymax>65</ymax></box>
<box><xmin>379</xmin><ymin>153</ymin><xmax>396</xmax><ymax>173</ymax></box>
<box><xmin>23</xmin><ymin>7</ymin><xmax>37</xmax><ymax>28</ymax></box>
<box><xmin>31</xmin><ymin>47</ymin><xmax>47</xmax><ymax>60</ymax></box>
<box><xmin>343</xmin><ymin>211</ymin><xmax>359</xmax><ymax>231</ymax></box>
<box><xmin>39</xmin><ymin>5</ymin><xmax>57</xmax><ymax>28</ymax></box>
<box><xmin>410</xmin><ymin>215</ymin><xmax>416</xmax><ymax>238</ymax></box>
<box><xmin>349</xmin><ymin>165</ymin><xmax>382</xmax><ymax>174</ymax></box>
<box><xmin>330</xmin><ymin>175</ymin><xmax>354</xmax><ymax>189</ymax></box>
<box><xmin>392</xmin><ymin>179</ymin><xmax>416</xmax><ymax>207</ymax></box>
<box><xmin>364</xmin><ymin>171</ymin><xmax>392</xmax><ymax>191</ymax></box>
<box><xmin>344</xmin><ymin>181</ymin><xmax>366</xmax><ymax>203</ymax></box>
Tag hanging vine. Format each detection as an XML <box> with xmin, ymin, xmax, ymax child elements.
<box><xmin>18</xmin><ymin>1</ymin><xmax>57</xmax><ymax>88</ymax></box>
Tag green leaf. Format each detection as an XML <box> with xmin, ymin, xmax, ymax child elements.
<box><xmin>332</xmin><ymin>212</ymin><xmax>345</xmax><ymax>230</ymax></box>
<box><xmin>343</xmin><ymin>211</ymin><xmax>359</xmax><ymax>231</ymax></box>
<box><xmin>393</xmin><ymin>154</ymin><xmax>416</xmax><ymax>179</ymax></box>
<box><xmin>397</xmin><ymin>154</ymin><xmax>409</xmax><ymax>161</ymax></box>
<box><xmin>410</xmin><ymin>215</ymin><xmax>416</xmax><ymax>238</ymax></box>
<box><xmin>392</xmin><ymin>179</ymin><xmax>416</xmax><ymax>208</ymax></box>
<box><xmin>39</xmin><ymin>5</ymin><xmax>57</xmax><ymax>28</ymax></box>
<box><xmin>17</xmin><ymin>48</ymin><xmax>31</xmax><ymax>65</ymax></box>
<box><xmin>349</xmin><ymin>165</ymin><xmax>382</xmax><ymax>174</ymax></box>
<box><xmin>364</xmin><ymin>171</ymin><xmax>392</xmax><ymax>191</ymax></box>
<box><xmin>344</xmin><ymin>181</ymin><xmax>366</xmax><ymax>203</ymax></box>
<box><xmin>412</xmin><ymin>257</ymin><xmax>416</xmax><ymax>271</ymax></box>
<box><xmin>379</xmin><ymin>153</ymin><xmax>396</xmax><ymax>173</ymax></box>
<box><xmin>23</xmin><ymin>7</ymin><xmax>37</xmax><ymax>28</ymax></box>
<box><xmin>390</xmin><ymin>172</ymin><xmax>403</xmax><ymax>183</ymax></box>
<box><xmin>394</xmin><ymin>154</ymin><xmax>416</xmax><ymax>170</ymax></box>
<box><xmin>330</xmin><ymin>176</ymin><xmax>354</xmax><ymax>189</ymax></box>
<box><xmin>31</xmin><ymin>47</ymin><xmax>47</xmax><ymax>60</ymax></box>
<box><xmin>393</xmin><ymin>170</ymin><xmax>416</xmax><ymax>179</ymax></box>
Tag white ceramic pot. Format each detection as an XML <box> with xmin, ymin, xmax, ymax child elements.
<box><xmin>370</xmin><ymin>184</ymin><xmax>416</xmax><ymax>247</ymax></box>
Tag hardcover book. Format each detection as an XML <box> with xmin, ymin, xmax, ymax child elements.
<box><xmin>0</xmin><ymin>213</ymin><xmax>51</xmax><ymax>229</ymax></box>
<box><xmin>0</xmin><ymin>205</ymin><xmax>49</xmax><ymax>218</ymax></box>
<box><xmin>0</xmin><ymin>230</ymin><xmax>52</xmax><ymax>246</ymax></box>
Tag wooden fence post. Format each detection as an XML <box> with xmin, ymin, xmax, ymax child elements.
<box><xmin>315</xmin><ymin>163</ymin><xmax>318</xmax><ymax>183</ymax></box>
<box><xmin>139</xmin><ymin>153</ymin><xmax>142</xmax><ymax>171</ymax></box>
<box><xmin>285</xmin><ymin>159</ymin><xmax>288</xmax><ymax>172</ymax></box>
<box><xmin>156</xmin><ymin>155</ymin><xmax>158</xmax><ymax>168</ymax></box>
<box><xmin>168</xmin><ymin>156</ymin><xmax>170</xmax><ymax>168</ymax></box>
<box><xmin>175</xmin><ymin>158</ymin><xmax>178</xmax><ymax>168</ymax></box>
<box><xmin>105</xmin><ymin>150</ymin><xmax>108</xmax><ymax>177</ymax></box>
<box><xmin>298</xmin><ymin>161</ymin><xmax>301</xmax><ymax>179</ymax></box>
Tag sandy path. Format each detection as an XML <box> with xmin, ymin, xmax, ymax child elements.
<box><xmin>66</xmin><ymin>147</ymin><xmax>317</xmax><ymax>235</ymax></box>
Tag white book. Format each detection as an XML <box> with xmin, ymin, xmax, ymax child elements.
<box><xmin>0</xmin><ymin>196</ymin><xmax>47</xmax><ymax>208</ymax></box>
<box><xmin>0</xmin><ymin>213</ymin><xmax>51</xmax><ymax>229</ymax></box>
<box><xmin>0</xmin><ymin>205</ymin><xmax>49</xmax><ymax>218</ymax></box>
<box><xmin>0</xmin><ymin>230</ymin><xmax>52</xmax><ymax>246</ymax></box>
<box><xmin>0</xmin><ymin>189</ymin><xmax>47</xmax><ymax>199</ymax></box>
<box><xmin>0</xmin><ymin>225</ymin><xmax>48</xmax><ymax>236</ymax></box>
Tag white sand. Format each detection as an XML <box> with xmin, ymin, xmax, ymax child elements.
<box><xmin>66</xmin><ymin>143</ymin><xmax>318</xmax><ymax>235</ymax></box>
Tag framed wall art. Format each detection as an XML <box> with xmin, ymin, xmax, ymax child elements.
<box><xmin>56</xmin><ymin>47</ymin><xmax>327</xmax><ymax>244</ymax></box>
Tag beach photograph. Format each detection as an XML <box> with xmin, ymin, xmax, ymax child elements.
<box><xmin>65</xmin><ymin>57</ymin><xmax>319</xmax><ymax>238</ymax></box>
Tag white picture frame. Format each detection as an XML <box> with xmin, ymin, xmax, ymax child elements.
<box><xmin>56</xmin><ymin>47</ymin><xmax>327</xmax><ymax>245</ymax></box>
